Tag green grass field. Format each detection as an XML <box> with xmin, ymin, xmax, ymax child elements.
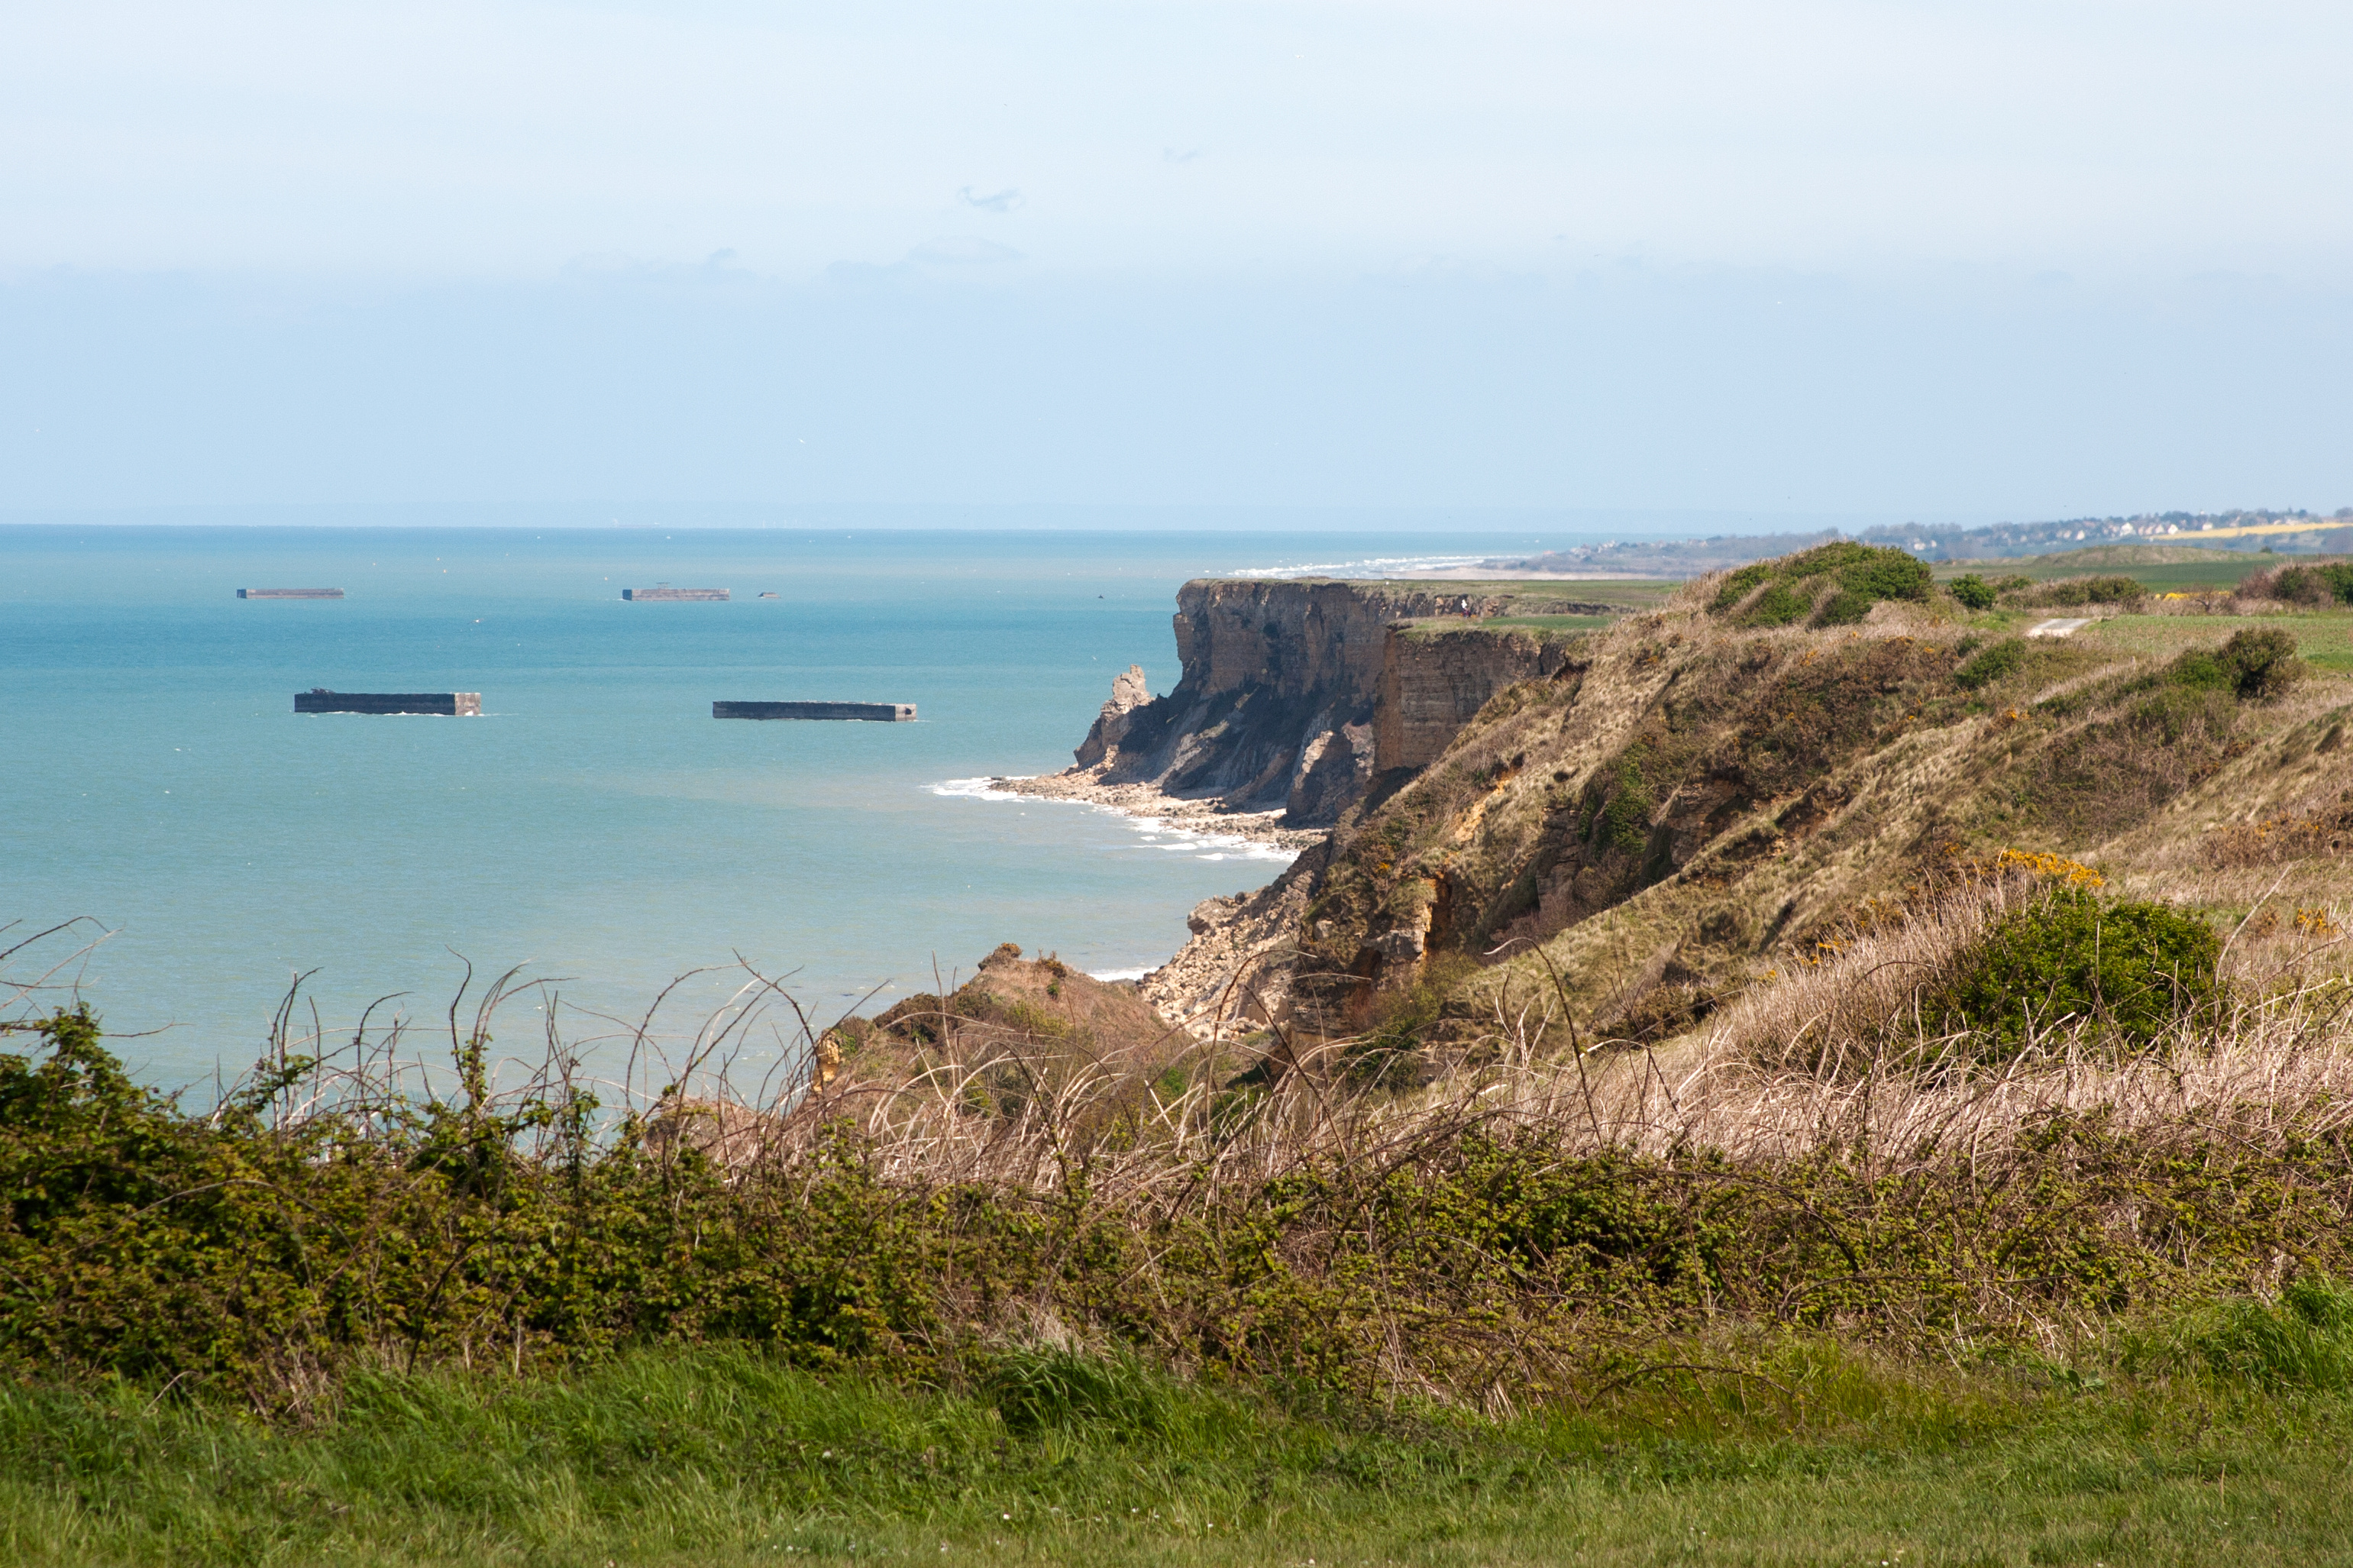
<box><xmin>1367</xmin><ymin>578</ymin><xmax>1685</xmax><ymax>611</ymax></box>
<box><xmin>1473</xmin><ymin>613</ymin><xmax>1617</xmax><ymax>634</ymax></box>
<box><xmin>11</xmin><ymin>1343</ymin><xmax>2353</xmax><ymax>1566</ymax></box>
<box><xmin>1934</xmin><ymin>545</ymin><xmax>2341</xmax><ymax>593</ymax></box>
<box><xmin>2079</xmin><ymin>609</ymin><xmax>2353</xmax><ymax>673</ymax></box>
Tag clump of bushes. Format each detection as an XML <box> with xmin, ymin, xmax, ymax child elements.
<box><xmin>1947</xmin><ymin>574</ymin><xmax>1999</xmax><ymax>610</ymax></box>
<box><xmin>1954</xmin><ymin>637</ymin><xmax>2029</xmax><ymax>690</ymax></box>
<box><xmin>2017</xmin><ymin>574</ymin><xmax>2146</xmax><ymax>610</ymax></box>
<box><xmin>1712</xmin><ymin>542</ymin><xmax>1934</xmax><ymax>629</ymax></box>
<box><xmin>5</xmin><ymin>953</ymin><xmax>2349</xmax><ymax>1418</ymax></box>
<box><xmin>2165</xmin><ymin>626</ymin><xmax>2303</xmax><ymax>701</ymax></box>
<box><xmin>1933</xmin><ymin>886</ymin><xmax>2222</xmax><ymax>1060</ymax></box>
<box><xmin>2241</xmin><ymin>561</ymin><xmax>2353</xmax><ymax>606</ymax></box>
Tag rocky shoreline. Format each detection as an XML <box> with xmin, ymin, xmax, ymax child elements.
<box><xmin>987</xmin><ymin>768</ymin><xmax>1327</xmax><ymax>1038</ymax></box>
<box><xmin>986</xmin><ymin>770</ymin><xmax>1329</xmax><ymax>855</ymax></box>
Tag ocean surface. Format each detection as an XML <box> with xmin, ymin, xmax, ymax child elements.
<box><xmin>2</xmin><ymin>524</ymin><xmax>1572</xmax><ymax>1092</ymax></box>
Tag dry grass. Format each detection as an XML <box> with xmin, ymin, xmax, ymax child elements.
<box><xmin>18</xmin><ymin>888</ymin><xmax>2353</xmax><ymax>1402</ymax></box>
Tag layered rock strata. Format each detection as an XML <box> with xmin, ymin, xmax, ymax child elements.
<box><xmin>1020</xmin><ymin>579</ymin><xmax>1582</xmax><ymax>829</ymax></box>
<box><xmin>1000</xmin><ymin>578</ymin><xmax>1593</xmax><ymax>1037</ymax></box>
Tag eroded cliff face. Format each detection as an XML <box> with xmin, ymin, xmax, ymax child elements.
<box><xmin>1376</xmin><ymin>626</ymin><xmax>1574</xmax><ymax>774</ymax></box>
<box><xmin>1047</xmin><ymin>551</ymin><xmax>2353</xmax><ymax>1073</ymax></box>
<box><xmin>1085</xmin><ymin>580</ymin><xmax>1388</xmax><ymax>824</ymax></box>
<box><xmin>1078</xmin><ymin>579</ymin><xmax>1582</xmax><ymax>827</ymax></box>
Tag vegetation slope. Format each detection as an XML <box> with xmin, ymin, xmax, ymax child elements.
<box><xmin>1288</xmin><ymin>542</ymin><xmax>2353</xmax><ymax>1055</ymax></box>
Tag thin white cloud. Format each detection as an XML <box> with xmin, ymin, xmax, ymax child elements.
<box><xmin>958</xmin><ymin>186</ymin><xmax>1023</xmax><ymax>215</ymax></box>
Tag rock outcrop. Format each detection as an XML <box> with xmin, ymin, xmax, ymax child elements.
<box><xmin>1087</xmin><ymin>580</ymin><xmax>1389</xmax><ymax>825</ymax></box>
<box><xmin>1376</xmin><ymin>625</ymin><xmax>1576</xmax><ymax>774</ymax></box>
<box><xmin>997</xmin><ymin>580</ymin><xmax>1602</xmax><ymax>1039</ymax></box>
<box><xmin>1062</xmin><ymin>580</ymin><xmax>1586</xmax><ymax>828</ymax></box>
<box><xmin>1074</xmin><ymin>664</ymin><xmax>1152</xmax><ymax>768</ymax></box>
<box><xmin>836</xmin><ymin>943</ymin><xmax>1195</xmax><ymax>1125</ymax></box>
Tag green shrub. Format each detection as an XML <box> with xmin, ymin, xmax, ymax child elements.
<box><xmin>1744</xmin><ymin>582</ymin><xmax>1812</xmax><ymax>626</ymax></box>
<box><xmin>1711</xmin><ymin>543</ymin><xmax>1934</xmax><ymax>628</ymax></box>
<box><xmin>2255</xmin><ymin>562</ymin><xmax>2353</xmax><ymax>606</ymax></box>
<box><xmin>1934</xmin><ymin>888</ymin><xmax>2222</xmax><ymax>1059</ymax></box>
<box><xmin>1954</xmin><ymin>637</ymin><xmax>2028</xmax><ymax>690</ymax></box>
<box><xmin>1948</xmin><ymin>574</ymin><xmax>1997</xmax><ymax>610</ymax></box>
<box><xmin>1814</xmin><ymin>588</ymin><xmax>1875</xmax><ymax>626</ymax></box>
<box><xmin>2165</xmin><ymin>627</ymin><xmax>2303</xmax><ymax>701</ymax></box>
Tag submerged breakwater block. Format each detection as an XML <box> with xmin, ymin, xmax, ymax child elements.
<box><xmin>622</xmin><ymin>587</ymin><xmax>729</xmax><ymax>601</ymax></box>
<box><xmin>238</xmin><ymin>587</ymin><xmax>344</xmax><ymax>598</ymax></box>
<box><xmin>713</xmin><ymin>701</ymin><xmax>916</xmax><ymax>722</ymax></box>
<box><xmin>296</xmin><ymin>690</ymin><xmax>481</xmax><ymax>716</ymax></box>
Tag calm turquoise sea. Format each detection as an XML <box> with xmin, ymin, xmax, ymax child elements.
<box><xmin>2</xmin><ymin>525</ymin><xmax>1562</xmax><ymax>1089</ymax></box>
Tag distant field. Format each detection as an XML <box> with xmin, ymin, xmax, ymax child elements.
<box><xmin>1938</xmin><ymin>542</ymin><xmax>2258</xmax><ymax>573</ymax></box>
<box><xmin>1362</xmin><ymin>577</ymin><xmax>1682</xmax><ymax>612</ymax></box>
<box><xmin>2081</xmin><ymin>608</ymin><xmax>2353</xmax><ymax>674</ymax></box>
<box><xmin>1473</xmin><ymin>613</ymin><xmax>1616</xmax><ymax>634</ymax></box>
<box><xmin>1937</xmin><ymin>545</ymin><xmax>2338</xmax><ymax>590</ymax></box>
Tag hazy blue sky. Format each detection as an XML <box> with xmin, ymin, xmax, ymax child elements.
<box><xmin>5</xmin><ymin>2</ymin><xmax>2349</xmax><ymax>521</ymax></box>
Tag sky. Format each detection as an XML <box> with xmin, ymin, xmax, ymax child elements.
<box><xmin>4</xmin><ymin>1</ymin><xmax>2350</xmax><ymax>522</ymax></box>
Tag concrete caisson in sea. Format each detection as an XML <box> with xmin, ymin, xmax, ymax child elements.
<box><xmin>713</xmin><ymin>701</ymin><xmax>916</xmax><ymax>722</ymax></box>
<box><xmin>238</xmin><ymin>588</ymin><xmax>344</xmax><ymax>599</ymax></box>
<box><xmin>622</xmin><ymin>587</ymin><xmax>729</xmax><ymax>601</ymax></box>
<box><xmin>296</xmin><ymin>689</ymin><xmax>481</xmax><ymax>716</ymax></box>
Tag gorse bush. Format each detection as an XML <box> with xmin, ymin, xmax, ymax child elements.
<box><xmin>1954</xmin><ymin>637</ymin><xmax>2028</xmax><ymax>690</ymax></box>
<box><xmin>2164</xmin><ymin>626</ymin><xmax>2303</xmax><ymax>701</ymax></box>
<box><xmin>1711</xmin><ymin>543</ymin><xmax>1934</xmax><ymax>629</ymax></box>
<box><xmin>1933</xmin><ymin>887</ymin><xmax>2222</xmax><ymax>1059</ymax></box>
<box><xmin>2245</xmin><ymin>561</ymin><xmax>2353</xmax><ymax>606</ymax></box>
<box><xmin>1947</xmin><ymin>574</ymin><xmax>1998</xmax><ymax>610</ymax></box>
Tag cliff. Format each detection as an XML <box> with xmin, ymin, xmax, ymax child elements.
<box><xmin>1376</xmin><ymin>624</ymin><xmax>1571</xmax><ymax>774</ymax></box>
<box><xmin>1283</xmin><ymin>551</ymin><xmax>2350</xmax><ymax>1067</ymax></box>
<box><xmin>1070</xmin><ymin>578</ymin><xmax>1589</xmax><ymax>827</ymax></box>
<box><xmin>1088</xmin><ymin>542</ymin><xmax>2353</xmax><ymax>1068</ymax></box>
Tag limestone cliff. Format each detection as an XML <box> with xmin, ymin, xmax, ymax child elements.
<box><xmin>1069</xmin><ymin>579</ymin><xmax>1587</xmax><ymax>827</ymax></box>
<box><xmin>1376</xmin><ymin>625</ymin><xmax>1573</xmax><ymax>774</ymax></box>
<box><xmin>1098</xmin><ymin>542</ymin><xmax>2353</xmax><ymax>1078</ymax></box>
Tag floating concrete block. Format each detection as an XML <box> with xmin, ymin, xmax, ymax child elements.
<box><xmin>713</xmin><ymin>701</ymin><xmax>915</xmax><ymax>722</ymax></box>
<box><xmin>296</xmin><ymin>690</ymin><xmax>481</xmax><ymax>715</ymax></box>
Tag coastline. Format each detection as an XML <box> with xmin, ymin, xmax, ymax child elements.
<box><xmin>978</xmin><ymin>769</ymin><xmax>1324</xmax><ymax>1036</ymax></box>
<box><xmin>984</xmin><ymin>770</ymin><xmax>1330</xmax><ymax>855</ymax></box>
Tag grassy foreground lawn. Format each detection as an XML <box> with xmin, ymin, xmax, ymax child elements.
<box><xmin>8</xmin><ymin>1346</ymin><xmax>2353</xmax><ymax>1566</ymax></box>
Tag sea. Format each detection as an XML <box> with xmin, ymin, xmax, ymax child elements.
<box><xmin>2</xmin><ymin>522</ymin><xmax>1582</xmax><ymax>1094</ymax></box>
